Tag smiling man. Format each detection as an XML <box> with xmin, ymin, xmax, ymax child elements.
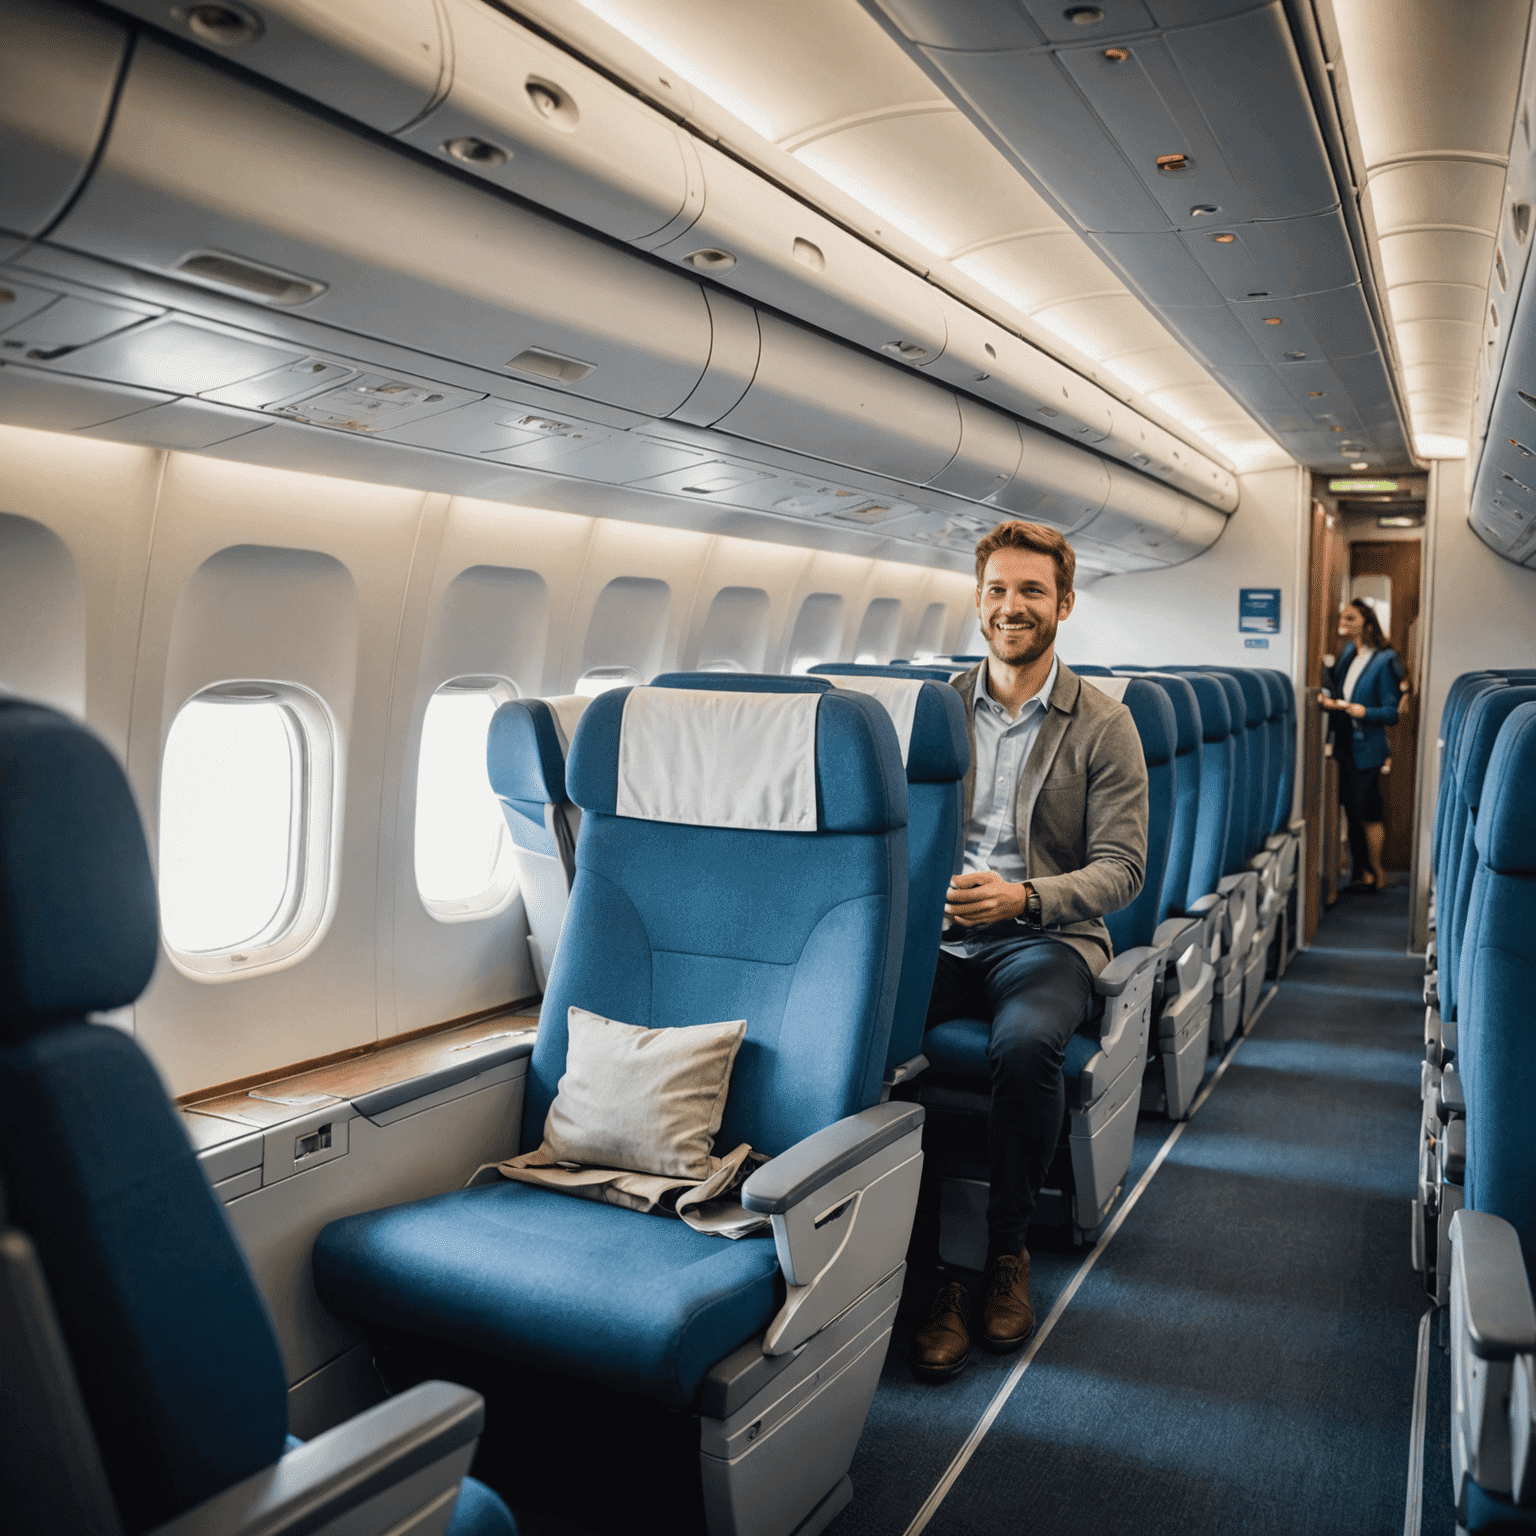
<box><xmin>909</xmin><ymin>520</ymin><xmax>1148</xmax><ymax>1383</ymax></box>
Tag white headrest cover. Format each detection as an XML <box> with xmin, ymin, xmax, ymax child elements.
<box><xmin>616</xmin><ymin>688</ymin><xmax>819</xmax><ymax>831</ymax></box>
<box><xmin>544</xmin><ymin>694</ymin><xmax>590</xmax><ymax>756</ymax></box>
<box><xmin>828</xmin><ymin>676</ymin><xmax>920</xmax><ymax>766</ymax></box>
<box><xmin>1088</xmin><ymin>675</ymin><xmax>1131</xmax><ymax>702</ymax></box>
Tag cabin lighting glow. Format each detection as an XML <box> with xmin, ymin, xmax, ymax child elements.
<box><xmin>1329</xmin><ymin>479</ymin><xmax>1399</xmax><ymax>492</ymax></box>
<box><xmin>572</xmin><ymin>0</ymin><xmax>778</xmax><ymax>140</ymax></box>
<box><xmin>1414</xmin><ymin>433</ymin><xmax>1468</xmax><ymax>460</ymax></box>
<box><xmin>791</xmin><ymin>146</ymin><xmax>950</xmax><ymax>256</ymax></box>
<box><xmin>1350</xmin><ymin>461</ymin><xmax>1370</xmax><ymax>470</ymax></box>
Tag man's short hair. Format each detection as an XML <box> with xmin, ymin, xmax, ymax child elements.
<box><xmin>974</xmin><ymin>521</ymin><xmax>1076</xmax><ymax>599</ymax></box>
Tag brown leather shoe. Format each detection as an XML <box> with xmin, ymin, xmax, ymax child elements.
<box><xmin>909</xmin><ymin>1280</ymin><xmax>971</xmax><ymax>1382</ymax></box>
<box><xmin>980</xmin><ymin>1247</ymin><xmax>1034</xmax><ymax>1352</ymax></box>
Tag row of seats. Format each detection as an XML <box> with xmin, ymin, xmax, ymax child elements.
<box><xmin>490</xmin><ymin>660</ymin><xmax>1300</xmax><ymax>1258</ymax></box>
<box><xmin>1414</xmin><ymin>672</ymin><xmax>1536</xmax><ymax>1530</ymax></box>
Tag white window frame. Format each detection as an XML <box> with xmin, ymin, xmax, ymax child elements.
<box><xmin>416</xmin><ymin>675</ymin><xmax>522</xmax><ymax>925</ymax></box>
<box><xmin>160</xmin><ymin>680</ymin><xmax>342</xmax><ymax>983</ymax></box>
<box><xmin>575</xmin><ymin>664</ymin><xmax>642</xmax><ymax>697</ymax></box>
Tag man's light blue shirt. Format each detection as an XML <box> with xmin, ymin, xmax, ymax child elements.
<box><xmin>942</xmin><ymin>657</ymin><xmax>1057</xmax><ymax>953</ymax></box>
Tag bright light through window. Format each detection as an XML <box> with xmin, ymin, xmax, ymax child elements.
<box><xmin>159</xmin><ymin>695</ymin><xmax>298</xmax><ymax>955</ymax></box>
<box><xmin>415</xmin><ymin>683</ymin><xmax>519</xmax><ymax>918</ymax></box>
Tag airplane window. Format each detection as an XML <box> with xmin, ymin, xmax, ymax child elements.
<box><xmin>853</xmin><ymin>596</ymin><xmax>903</xmax><ymax>664</ymax></box>
<box><xmin>697</xmin><ymin>660</ymin><xmax>745</xmax><ymax>672</ymax></box>
<box><xmin>786</xmin><ymin>591</ymin><xmax>844</xmax><ymax>673</ymax></box>
<box><xmin>913</xmin><ymin>601</ymin><xmax>949</xmax><ymax>660</ymax></box>
<box><xmin>415</xmin><ymin>678</ymin><xmax>520</xmax><ymax>921</ymax></box>
<box><xmin>158</xmin><ymin>682</ymin><xmax>339</xmax><ymax>978</ymax></box>
<box><xmin>694</xmin><ymin>585</ymin><xmax>770</xmax><ymax>672</ymax></box>
<box><xmin>575</xmin><ymin>665</ymin><xmax>642</xmax><ymax>697</ymax></box>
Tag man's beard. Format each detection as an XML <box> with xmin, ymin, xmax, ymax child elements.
<box><xmin>986</xmin><ymin>611</ymin><xmax>1056</xmax><ymax>667</ymax></box>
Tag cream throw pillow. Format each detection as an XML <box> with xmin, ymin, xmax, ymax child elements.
<box><xmin>538</xmin><ymin>1006</ymin><xmax>747</xmax><ymax>1180</ymax></box>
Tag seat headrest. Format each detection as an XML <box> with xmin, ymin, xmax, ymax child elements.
<box><xmin>1261</xmin><ymin>670</ymin><xmax>1296</xmax><ymax>713</ymax></box>
<box><xmin>1230</xmin><ymin>670</ymin><xmax>1268</xmax><ymax>727</ymax></box>
<box><xmin>1476</xmin><ymin>702</ymin><xmax>1536</xmax><ymax>872</ymax></box>
<box><xmin>650</xmin><ymin>672</ymin><xmax>832</xmax><ymax>694</ymax></box>
<box><xmin>1254</xmin><ymin>671</ymin><xmax>1285</xmax><ymax>722</ymax></box>
<box><xmin>487</xmin><ymin>695</ymin><xmax>589</xmax><ymax>811</ymax></box>
<box><xmin>1118</xmin><ymin>677</ymin><xmax>1177</xmax><ymax>768</ymax></box>
<box><xmin>810</xmin><ymin>664</ymin><xmax>956</xmax><ymax>683</ymax></box>
<box><xmin>568</xmin><ymin>687</ymin><xmax>907</xmax><ymax>833</ymax></box>
<box><xmin>1193</xmin><ymin>670</ymin><xmax>1247</xmax><ymax>726</ymax></box>
<box><xmin>1068</xmin><ymin>664</ymin><xmax>1116</xmax><ymax>676</ymax></box>
<box><xmin>1459</xmin><ymin>686</ymin><xmax>1536</xmax><ymax>812</ymax></box>
<box><xmin>1138</xmin><ymin>672</ymin><xmax>1202</xmax><ymax>755</ymax></box>
<box><xmin>1172</xmin><ymin>671</ymin><xmax>1232</xmax><ymax>743</ymax></box>
<box><xmin>809</xmin><ymin>667</ymin><xmax>968</xmax><ymax>782</ymax></box>
<box><xmin>0</xmin><ymin>701</ymin><xmax>158</xmax><ymax>1032</ymax></box>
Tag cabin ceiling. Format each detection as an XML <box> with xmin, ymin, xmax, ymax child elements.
<box><xmin>548</xmin><ymin>0</ymin><xmax>1532</xmax><ymax>479</ymax></box>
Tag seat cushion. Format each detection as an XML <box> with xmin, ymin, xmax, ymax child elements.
<box><xmin>313</xmin><ymin>1182</ymin><xmax>784</xmax><ymax>1411</ymax></box>
<box><xmin>922</xmin><ymin>1016</ymin><xmax>1099</xmax><ymax>1105</ymax></box>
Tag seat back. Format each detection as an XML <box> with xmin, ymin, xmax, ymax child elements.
<box><xmin>687</xmin><ymin>668</ymin><xmax>969</xmax><ymax>1077</ymax></box>
<box><xmin>1171</xmin><ymin>671</ymin><xmax>1234</xmax><ymax>908</ymax></box>
<box><xmin>1255</xmin><ymin>671</ymin><xmax>1289</xmax><ymax>837</ymax></box>
<box><xmin>1090</xmin><ymin>677</ymin><xmax>1175</xmax><ymax>954</ymax></box>
<box><xmin>1227</xmin><ymin>669</ymin><xmax>1271</xmax><ymax>863</ymax></box>
<box><xmin>1433</xmin><ymin>673</ymin><xmax>1502</xmax><ymax>882</ymax></box>
<box><xmin>1175</xmin><ymin>669</ymin><xmax>1250</xmax><ymax>876</ymax></box>
<box><xmin>1462</xmin><ymin>701</ymin><xmax>1536</xmax><ymax>1264</ymax></box>
<box><xmin>527</xmin><ymin>686</ymin><xmax>909</xmax><ymax>1157</ymax></box>
<box><xmin>0</xmin><ymin>701</ymin><xmax>289</xmax><ymax>1535</ymax></box>
<box><xmin>1442</xmin><ymin>685</ymin><xmax>1536</xmax><ymax>1021</ymax></box>
<box><xmin>1132</xmin><ymin>672</ymin><xmax>1203</xmax><ymax>923</ymax></box>
<box><xmin>1262</xmin><ymin>670</ymin><xmax>1298</xmax><ymax>835</ymax></box>
<box><xmin>487</xmin><ymin>694</ymin><xmax>590</xmax><ymax>988</ymax></box>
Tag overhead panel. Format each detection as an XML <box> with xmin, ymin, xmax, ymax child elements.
<box><xmin>866</xmin><ymin>0</ymin><xmax>1415</xmax><ymax>472</ymax></box>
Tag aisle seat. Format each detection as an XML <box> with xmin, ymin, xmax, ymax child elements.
<box><xmin>0</xmin><ymin>700</ymin><xmax>515</xmax><ymax>1536</ymax></box>
<box><xmin>921</xmin><ymin>674</ymin><xmax>1176</xmax><ymax>1248</ymax></box>
<box><xmin>1257</xmin><ymin>670</ymin><xmax>1304</xmax><ymax>975</ymax></box>
<box><xmin>486</xmin><ymin>695</ymin><xmax>589</xmax><ymax>993</ymax></box>
<box><xmin>315</xmin><ymin>686</ymin><xmax>922</xmax><ymax>1536</ymax></box>
<box><xmin>1445</xmin><ymin>700</ymin><xmax>1536</xmax><ymax>1530</ymax></box>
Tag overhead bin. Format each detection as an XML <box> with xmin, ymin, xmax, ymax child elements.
<box><xmin>110</xmin><ymin>0</ymin><xmax>447</xmax><ymax>133</ymax></box>
<box><xmin>50</xmin><ymin>39</ymin><xmax>715</xmax><ymax>418</ymax></box>
<box><xmin>711</xmin><ymin>312</ymin><xmax>961</xmax><ymax>485</ymax></box>
<box><xmin>928</xmin><ymin>398</ymin><xmax>1023</xmax><ymax>501</ymax></box>
<box><xmin>1074</xmin><ymin>464</ymin><xmax>1189</xmax><ymax>564</ymax></box>
<box><xmin>397</xmin><ymin>0</ymin><xmax>702</xmax><ymax>245</ymax></box>
<box><xmin>988</xmin><ymin>421</ymin><xmax>1110</xmax><ymax>531</ymax></box>
<box><xmin>0</xmin><ymin>0</ymin><xmax>129</xmax><ymax>240</ymax></box>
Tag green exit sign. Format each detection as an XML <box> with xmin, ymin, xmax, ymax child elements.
<box><xmin>1328</xmin><ymin>478</ymin><xmax>1400</xmax><ymax>492</ymax></box>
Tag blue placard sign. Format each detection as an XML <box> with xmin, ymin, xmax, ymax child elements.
<box><xmin>1244</xmin><ymin>638</ymin><xmax>1270</xmax><ymax>649</ymax></box>
<box><xmin>1239</xmin><ymin>588</ymin><xmax>1281</xmax><ymax>634</ymax></box>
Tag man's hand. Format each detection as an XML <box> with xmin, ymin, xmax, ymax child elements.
<box><xmin>945</xmin><ymin>870</ymin><xmax>1029</xmax><ymax>927</ymax></box>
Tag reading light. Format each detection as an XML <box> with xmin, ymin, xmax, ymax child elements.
<box><xmin>1264</xmin><ymin>317</ymin><xmax>1282</xmax><ymax>325</ymax></box>
<box><xmin>1213</xmin><ymin>233</ymin><xmax>1236</xmax><ymax>244</ymax></box>
<box><xmin>1103</xmin><ymin>47</ymin><xmax>1129</xmax><ymax>61</ymax></box>
<box><xmin>1065</xmin><ymin>6</ymin><xmax>1106</xmax><ymax>22</ymax></box>
<box><xmin>1309</xmin><ymin>391</ymin><xmax>1327</xmax><ymax>398</ymax></box>
<box><xmin>1156</xmin><ymin>153</ymin><xmax>1191</xmax><ymax>173</ymax></box>
<box><xmin>1351</xmin><ymin>462</ymin><xmax>1369</xmax><ymax>470</ymax></box>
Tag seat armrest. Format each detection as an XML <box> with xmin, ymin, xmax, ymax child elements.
<box><xmin>746</xmin><ymin>1105</ymin><xmax>926</xmax><ymax>1356</ymax></box>
<box><xmin>882</xmin><ymin>1054</ymin><xmax>928</xmax><ymax>1092</ymax></box>
<box><xmin>1440</xmin><ymin>1063</ymin><xmax>1465</xmax><ymax>1119</ymax></box>
<box><xmin>1442</xmin><ymin>1117</ymin><xmax>1466</xmax><ymax>1184</ymax></box>
<box><xmin>1154</xmin><ymin>917</ymin><xmax>1204</xmax><ymax>999</ymax></box>
<box><xmin>742</xmin><ymin>1102</ymin><xmax>923</xmax><ymax>1215</ymax></box>
<box><xmin>1153</xmin><ymin>915</ymin><xmax>1200</xmax><ymax>952</ymax></box>
<box><xmin>149</xmin><ymin>1382</ymin><xmax>484</xmax><ymax>1536</ymax></box>
<box><xmin>1096</xmin><ymin>946</ymin><xmax>1161</xmax><ymax>998</ymax></box>
<box><xmin>1451</xmin><ymin>1211</ymin><xmax>1536</xmax><ymax>1362</ymax></box>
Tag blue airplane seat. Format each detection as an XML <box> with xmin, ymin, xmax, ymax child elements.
<box><xmin>0</xmin><ymin>699</ymin><xmax>513</xmax><ymax>1536</ymax></box>
<box><xmin>486</xmin><ymin>695</ymin><xmax>589</xmax><ymax>993</ymax></box>
<box><xmin>1169</xmin><ymin>669</ymin><xmax>1261</xmax><ymax>1043</ymax></box>
<box><xmin>808</xmin><ymin>666</ymin><xmax>970</xmax><ymax>1086</ymax></box>
<box><xmin>1221</xmin><ymin>669</ymin><xmax>1278</xmax><ymax>1025</ymax></box>
<box><xmin>1131</xmin><ymin>671</ymin><xmax>1216</xmax><ymax>1120</ymax></box>
<box><xmin>1445</xmin><ymin>701</ymin><xmax>1536</xmax><ymax>1530</ymax></box>
<box><xmin>315</xmin><ymin>685</ymin><xmax>923</xmax><ymax>1536</ymax></box>
<box><xmin>921</xmin><ymin>674</ymin><xmax>1176</xmax><ymax>1248</ymax></box>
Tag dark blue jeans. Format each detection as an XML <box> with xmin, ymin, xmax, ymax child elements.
<box><xmin>926</xmin><ymin>929</ymin><xmax>1097</xmax><ymax>1252</ymax></box>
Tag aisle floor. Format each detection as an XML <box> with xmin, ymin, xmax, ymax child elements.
<box><xmin>833</xmin><ymin>884</ymin><xmax>1432</xmax><ymax>1536</ymax></box>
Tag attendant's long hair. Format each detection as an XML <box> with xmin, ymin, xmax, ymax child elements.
<box><xmin>1348</xmin><ymin>598</ymin><xmax>1388</xmax><ymax>650</ymax></box>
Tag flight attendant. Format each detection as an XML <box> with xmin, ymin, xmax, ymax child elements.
<box><xmin>1320</xmin><ymin>599</ymin><xmax>1403</xmax><ymax>893</ymax></box>
<box><xmin>909</xmin><ymin>520</ymin><xmax>1148</xmax><ymax>1382</ymax></box>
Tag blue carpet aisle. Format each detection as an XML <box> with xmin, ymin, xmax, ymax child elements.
<box><xmin>834</xmin><ymin>884</ymin><xmax>1430</xmax><ymax>1536</ymax></box>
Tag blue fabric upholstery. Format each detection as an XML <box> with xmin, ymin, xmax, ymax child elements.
<box><xmin>1227</xmin><ymin>670</ymin><xmax>1271</xmax><ymax>864</ymax></box>
<box><xmin>1434</xmin><ymin>675</ymin><xmax>1502</xmax><ymax>883</ymax></box>
<box><xmin>315</xmin><ymin>1184</ymin><xmax>784</xmax><ymax>1411</ymax></box>
<box><xmin>1442</xmin><ymin>687</ymin><xmax>1536</xmax><ymax>1022</ymax></box>
<box><xmin>0</xmin><ymin>701</ymin><xmax>158</xmax><ymax>1028</ymax></box>
<box><xmin>1136</xmin><ymin>673</ymin><xmax>1202</xmax><ymax>923</ymax></box>
<box><xmin>1184</xmin><ymin>671</ymin><xmax>1251</xmax><ymax>874</ymax></box>
<box><xmin>1463</xmin><ymin>701</ymin><xmax>1536</xmax><ymax>1269</ymax></box>
<box><xmin>1252</xmin><ymin>671</ymin><xmax>1286</xmax><ymax>838</ymax></box>
<box><xmin>1171</xmin><ymin>672</ymin><xmax>1234</xmax><ymax>908</ymax></box>
<box><xmin>487</xmin><ymin>699</ymin><xmax>568</xmax><ymax>857</ymax></box>
<box><xmin>315</xmin><ymin>685</ymin><xmax>908</xmax><ymax>1410</ymax></box>
<box><xmin>1102</xmin><ymin>678</ymin><xmax>1175</xmax><ymax>955</ymax></box>
<box><xmin>921</xmin><ymin>1015</ymin><xmax>1102</xmax><ymax>1108</ymax></box>
<box><xmin>1261</xmin><ymin>670</ymin><xmax>1297</xmax><ymax>835</ymax></box>
<box><xmin>1464</xmin><ymin>1478</ymin><xmax>1536</xmax><ymax>1531</ymax></box>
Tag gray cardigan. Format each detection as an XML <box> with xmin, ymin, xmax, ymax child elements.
<box><xmin>951</xmin><ymin>661</ymin><xmax>1149</xmax><ymax>975</ymax></box>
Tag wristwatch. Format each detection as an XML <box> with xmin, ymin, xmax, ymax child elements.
<box><xmin>1016</xmin><ymin>884</ymin><xmax>1043</xmax><ymax>929</ymax></box>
